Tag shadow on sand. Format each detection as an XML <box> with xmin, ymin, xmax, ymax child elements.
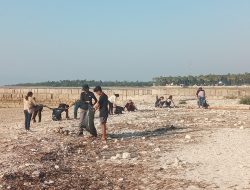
<box><xmin>109</xmin><ymin>125</ymin><xmax>189</xmax><ymax>140</ymax></box>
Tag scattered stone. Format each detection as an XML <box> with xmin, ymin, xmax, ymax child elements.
<box><xmin>185</xmin><ymin>135</ymin><xmax>191</xmax><ymax>139</ymax></box>
<box><xmin>118</xmin><ymin>178</ymin><xmax>124</xmax><ymax>182</ymax></box>
<box><xmin>240</xmin><ymin>126</ymin><xmax>244</xmax><ymax>130</ymax></box>
<box><xmin>122</xmin><ymin>152</ymin><xmax>131</xmax><ymax>159</ymax></box>
<box><xmin>32</xmin><ymin>170</ymin><xmax>41</xmax><ymax>178</ymax></box>
<box><xmin>102</xmin><ymin>145</ymin><xmax>109</xmax><ymax>149</ymax></box>
<box><xmin>154</xmin><ymin>148</ymin><xmax>161</xmax><ymax>152</ymax></box>
<box><xmin>63</xmin><ymin>130</ymin><xmax>69</xmax><ymax>136</ymax></box>
<box><xmin>111</xmin><ymin>156</ymin><xmax>117</xmax><ymax>160</ymax></box>
<box><xmin>173</xmin><ymin>157</ymin><xmax>182</xmax><ymax>167</ymax></box>
<box><xmin>55</xmin><ymin>165</ymin><xmax>60</xmax><ymax>169</ymax></box>
<box><xmin>44</xmin><ymin>180</ymin><xmax>54</xmax><ymax>185</ymax></box>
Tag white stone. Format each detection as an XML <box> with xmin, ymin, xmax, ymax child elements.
<box><xmin>154</xmin><ymin>148</ymin><xmax>161</xmax><ymax>152</ymax></box>
<box><xmin>122</xmin><ymin>152</ymin><xmax>131</xmax><ymax>159</ymax></box>
<box><xmin>44</xmin><ymin>180</ymin><xmax>54</xmax><ymax>185</ymax></box>
<box><xmin>102</xmin><ymin>145</ymin><xmax>109</xmax><ymax>149</ymax></box>
<box><xmin>185</xmin><ymin>135</ymin><xmax>191</xmax><ymax>139</ymax></box>
<box><xmin>32</xmin><ymin>170</ymin><xmax>41</xmax><ymax>178</ymax></box>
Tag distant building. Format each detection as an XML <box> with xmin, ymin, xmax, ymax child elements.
<box><xmin>218</xmin><ymin>81</ymin><xmax>225</xmax><ymax>86</ymax></box>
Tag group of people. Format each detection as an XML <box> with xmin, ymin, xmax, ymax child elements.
<box><xmin>23</xmin><ymin>85</ymin><xmax>208</xmax><ymax>141</ymax></box>
<box><xmin>154</xmin><ymin>87</ymin><xmax>208</xmax><ymax>109</ymax></box>
<box><xmin>155</xmin><ymin>95</ymin><xmax>175</xmax><ymax>108</ymax></box>
<box><xmin>23</xmin><ymin>84</ymin><xmax>138</xmax><ymax>142</ymax></box>
<box><xmin>108</xmin><ymin>94</ymin><xmax>137</xmax><ymax>114</ymax></box>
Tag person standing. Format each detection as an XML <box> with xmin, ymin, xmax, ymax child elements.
<box><xmin>78</xmin><ymin>84</ymin><xmax>97</xmax><ymax>136</ymax></box>
<box><xmin>93</xmin><ymin>86</ymin><xmax>109</xmax><ymax>142</ymax></box>
<box><xmin>197</xmin><ymin>87</ymin><xmax>206</xmax><ymax>108</ymax></box>
<box><xmin>108</xmin><ymin>93</ymin><xmax>119</xmax><ymax>115</ymax></box>
<box><xmin>23</xmin><ymin>91</ymin><xmax>36</xmax><ymax>131</ymax></box>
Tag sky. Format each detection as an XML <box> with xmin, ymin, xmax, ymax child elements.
<box><xmin>0</xmin><ymin>0</ymin><xmax>249</xmax><ymax>85</ymax></box>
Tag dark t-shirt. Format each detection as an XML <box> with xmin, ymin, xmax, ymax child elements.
<box><xmin>98</xmin><ymin>93</ymin><xmax>109</xmax><ymax>117</ymax></box>
<box><xmin>80</xmin><ymin>91</ymin><xmax>97</xmax><ymax>110</ymax></box>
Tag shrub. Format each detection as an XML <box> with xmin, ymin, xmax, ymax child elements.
<box><xmin>224</xmin><ymin>95</ymin><xmax>237</xmax><ymax>99</ymax></box>
<box><xmin>239</xmin><ymin>97</ymin><xmax>250</xmax><ymax>105</ymax></box>
<box><xmin>179</xmin><ymin>100</ymin><xmax>187</xmax><ymax>105</ymax></box>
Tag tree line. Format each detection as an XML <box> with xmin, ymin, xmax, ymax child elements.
<box><xmin>153</xmin><ymin>73</ymin><xmax>250</xmax><ymax>86</ymax></box>
<box><xmin>14</xmin><ymin>80</ymin><xmax>153</xmax><ymax>87</ymax></box>
<box><xmin>13</xmin><ymin>73</ymin><xmax>250</xmax><ymax>87</ymax></box>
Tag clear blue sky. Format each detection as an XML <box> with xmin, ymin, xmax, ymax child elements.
<box><xmin>0</xmin><ymin>0</ymin><xmax>249</xmax><ymax>85</ymax></box>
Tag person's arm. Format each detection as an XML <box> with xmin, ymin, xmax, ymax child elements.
<box><xmin>92</xmin><ymin>93</ymin><xmax>98</xmax><ymax>105</ymax></box>
<box><xmin>94</xmin><ymin>95</ymin><xmax>101</xmax><ymax>110</ymax></box>
<box><xmin>172</xmin><ymin>100</ymin><xmax>176</xmax><ymax>107</ymax></box>
<box><xmin>30</xmin><ymin>97</ymin><xmax>37</xmax><ymax>106</ymax></box>
<box><xmin>124</xmin><ymin>103</ymin><xmax>128</xmax><ymax>111</ymax></box>
<box><xmin>94</xmin><ymin>102</ymin><xmax>100</xmax><ymax>110</ymax></box>
<box><xmin>80</xmin><ymin>92</ymin><xmax>84</xmax><ymax>102</ymax></box>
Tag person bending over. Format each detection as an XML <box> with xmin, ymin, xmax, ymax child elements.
<box><xmin>78</xmin><ymin>84</ymin><xmax>97</xmax><ymax>136</ymax></box>
<box><xmin>108</xmin><ymin>93</ymin><xmax>119</xmax><ymax>115</ymax></box>
<box><xmin>94</xmin><ymin>86</ymin><xmax>109</xmax><ymax>142</ymax></box>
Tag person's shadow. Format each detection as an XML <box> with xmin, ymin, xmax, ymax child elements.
<box><xmin>108</xmin><ymin>125</ymin><xmax>189</xmax><ymax>140</ymax></box>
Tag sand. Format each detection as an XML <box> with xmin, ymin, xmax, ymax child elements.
<box><xmin>0</xmin><ymin>99</ymin><xmax>250</xmax><ymax>189</ymax></box>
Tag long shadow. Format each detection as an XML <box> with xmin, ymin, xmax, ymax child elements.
<box><xmin>108</xmin><ymin>125</ymin><xmax>188</xmax><ymax>140</ymax></box>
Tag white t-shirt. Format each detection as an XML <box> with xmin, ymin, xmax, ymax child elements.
<box><xmin>108</xmin><ymin>95</ymin><xmax>117</xmax><ymax>104</ymax></box>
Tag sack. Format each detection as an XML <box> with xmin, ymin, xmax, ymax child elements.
<box><xmin>114</xmin><ymin>106</ymin><xmax>124</xmax><ymax>114</ymax></box>
<box><xmin>83</xmin><ymin>106</ymin><xmax>97</xmax><ymax>137</ymax></box>
<box><xmin>203</xmin><ymin>100</ymin><xmax>209</xmax><ymax>109</ymax></box>
<box><xmin>52</xmin><ymin>108</ymin><xmax>65</xmax><ymax>121</ymax></box>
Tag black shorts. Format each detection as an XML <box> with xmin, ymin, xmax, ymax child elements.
<box><xmin>100</xmin><ymin>116</ymin><xmax>108</xmax><ymax>124</ymax></box>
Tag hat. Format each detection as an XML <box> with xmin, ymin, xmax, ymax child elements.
<box><xmin>82</xmin><ymin>84</ymin><xmax>90</xmax><ymax>91</ymax></box>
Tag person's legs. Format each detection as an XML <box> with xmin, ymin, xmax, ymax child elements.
<box><xmin>101</xmin><ymin>123</ymin><xmax>107</xmax><ymax>141</ymax></box>
<box><xmin>38</xmin><ymin>106</ymin><xmax>43</xmax><ymax>122</ymax></box>
<box><xmin>100</xmin><ymin>116</ymin><xmax>108</xmax><ymax>141</ymax></box>
<box><xmin>200</xmin><ymin>97</ymin><xmax>205</xmax><ymax>108</ymax></box>
<box><xmin>65</xmin><ymin>109</ymin><xmax>69</xmax><ymax>119</ymax></box>
<box><xmin>32</xmin><ymin>110</ymin><xmax>38</xmax><ymax>122</ymax></box>
<box><xmin>79</xmin><ymin>109</ymin><xmax>87</xmax><ymax>135</ymax></box>
<box><xmin>74</xmin><ymin>102</ymin><xmax>80</xmax><ymax>119</ymax></box>
<box><xmin>24</xmin><ymin>110</ymin><xmax>31</xmax><ymax>130</ymax></box>
<box><xmin>108</xmin><ymin>102</ymin><xmax>113</xmax><ymax>115</ymax></box>
<box><xmin>198</xmin><ymin>97</ymin><xmax>202</xmax><ymax>108</ymax></box>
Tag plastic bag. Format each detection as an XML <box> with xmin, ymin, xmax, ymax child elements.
<box><xmin>83</xmin><ymin>105</ymin><xmax>97</xmax><ymax>137</ymax></box>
